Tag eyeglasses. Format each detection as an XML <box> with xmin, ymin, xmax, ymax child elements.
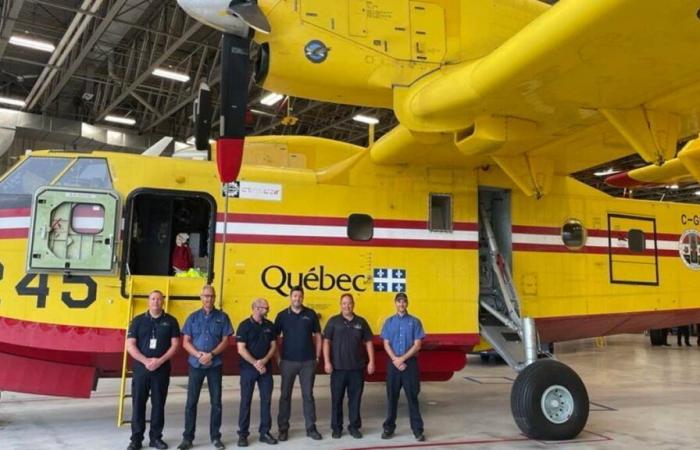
<box><xmin>255</xmin><ymin>306</ymin><xmax>269</xmax><ymax>310</ymax></box>
<box><xmin>201</xmin><ymin>294</ymin><xmax>215</xmax><ymax>298</ymax></box>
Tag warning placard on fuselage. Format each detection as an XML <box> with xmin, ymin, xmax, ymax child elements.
<box><xmin>222</xmin><ymin>181</ymin><xmax>282</xmax><ymax>201</ymax></box>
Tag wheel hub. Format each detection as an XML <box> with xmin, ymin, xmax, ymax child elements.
<box><xmin>540</xmin><ymin>384</ymin><xmax>574</xmax><ymax>424</ymax></box>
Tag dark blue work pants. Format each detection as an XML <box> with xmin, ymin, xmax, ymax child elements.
<box><xmin>238</xmin><ymin>367</ymin><xmax>273</xmax><ymax>437</ymax></box>
<box><xmin>183</xmin><ymin>365</ymin><xmax>223</xmax><ymax>442</ymax></box>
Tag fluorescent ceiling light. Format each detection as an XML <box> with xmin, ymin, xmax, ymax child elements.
<box><xmin>9</xmin><ymin>35</ymin><xmax>56</xmax><ymax>53</ymax></box>
<box><xmin>593</xmin><ymin>168</ymin><xmax>619</xmax><ymax>177</ymax></box>
<box><xmin>260</xmin><ymin>92</ymin><xmax>284</xmax><ymax>106</ymax></box>
<box><xmin>105</xmin><ymin>115</ymin><xmax>136</xmax><ymax>126</ymax></box>
<box><xmin>0</xmin><ymin>97</ymin><xmax>26</xmax><ymax>107</ymax></box>
<box><xmin>670</xmin><ymin>184</ymin><xmax>679</xmax><ymax>190</ymax></box>
<box><xmin>694</xmin><ymin>190</ymin><xmax>700</xmax><ymax>196</ymax></box>
<box><xmin>250</xmin><ymin>108</ymin><xmax>276</xmax><ymax>117</ymax></box>
<box><xmin>152</xmin><ymin>68</ymin><xmax>190</xmax><ymax>83</ymax></box>
<box><xmin>353</xmin><ymin>114</ymin><xmax>379</xmax><ymax>125</ymax></box>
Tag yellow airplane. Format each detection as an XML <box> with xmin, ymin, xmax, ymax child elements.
<box><xmin>2</xmin><ymin>0</ymin><xmax>700</xmax><ymax>441</ymax></box>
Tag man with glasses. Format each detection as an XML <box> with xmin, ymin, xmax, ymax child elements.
<box><xmin>177</xmin><ymin>285</ymin><xmax>234</xmax><ymax>450</ymax></box>
<box><xmin>236</xmin><ymin>298</ymin><xmax>278</xmax><ymax>447</ymax></box>
<box><xmin>380</xmin><ymin>292</ymin><xmax>426</xmax><ymax>442</ymax></box>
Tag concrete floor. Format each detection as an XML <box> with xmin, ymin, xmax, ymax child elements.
<box><xmin>2</xmin><ymin>334</ymin><xmax>699</xmax><ymax>450</ymax></box>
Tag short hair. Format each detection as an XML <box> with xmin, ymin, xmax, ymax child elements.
<box><xmin>201</xmin><ymin>284</ymin><xmax>215</xmax><ymax>295</ymax></box>
<box><xmin>394</xmin><ymin>292</ymin><xmax>408</xmax><ymax>302</ymax></box>
<box><xmin>251</xmin><ymin>298</ymin><xmax>268</xmax><ymax>308</ymax></box>
<box><xmin>149</xmin><ymin>289</ymin><xmax>164</xmax><ymax>298</ymax></box>
<box><xmin>290</xmin><ymin>285</ymin><xmax>304</xmax><ymax>296</ymax></box>
<box><xmin>340</xmin><ymin>293</ymin><xmax>354</xmax><ymax>303</ymax></box>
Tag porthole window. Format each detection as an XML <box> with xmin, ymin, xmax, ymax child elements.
<box><xmin>628</xmin><ymin>229</ymin><xmax>646</xmax><ymax>253</ymax></box>
<box><xmin>561</xmin><ymin>219</ymin><xmax>587</xmax><ymax>250</ymax></box>
<box><xmin>71</xmin><ymin>204</ymin><xmax>105</xmax><ymax>234</ymax></box>
<box><xmin>348</xmin><ymin>214</ymin><xmax>373</xmax><ymax>241</ymax></box>
<box><xmin>430</xmin><ymin>193</ymin><xmax>453</xmax><ymax>232</ymax></box>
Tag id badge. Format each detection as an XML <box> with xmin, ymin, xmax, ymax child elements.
<box><xmin>149</xmin><ymin>338</ymin><xmax>157</xmax><ymax>349</ymax></box>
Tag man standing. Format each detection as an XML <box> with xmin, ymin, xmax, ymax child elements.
<box><xmin>177</xmin><ymin>285</ymin><xmax>233</xmax><ymax>450</ymax></box>
<box><xmin>126</xmin><ymin>290</ymin><xmax>180</xmax><ymax>450</ymax></box>
<box><xmin>380</xmin><ymin>292</ymin><xmax>426</xmax><ymax>442</ymax></box>
<box><xmin>236</xmin><ymin>298</ymin><xmax>279</xmax><ymax>447</ymax></box>
<box><xmin>323</xmin><ymin>293</ymin><xmax>375</xmax><ymax>439</ymax></box>
<box><xmin>274</xmin><ymin>285</ymin><xmax>323</xmax><ymax>441</ymax></box>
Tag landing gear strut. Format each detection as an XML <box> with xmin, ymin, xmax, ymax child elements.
<box><xmin>478</xmin><ymin>203</ymin><xmax>589</xmax><ymax>440</ymax></box>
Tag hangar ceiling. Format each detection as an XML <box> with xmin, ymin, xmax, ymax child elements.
<box><xmin>0</xmin><ymin>0</ymin><xmax>698</xmax><ymax>203</ymax></box>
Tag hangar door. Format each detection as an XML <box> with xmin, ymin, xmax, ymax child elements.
<box><xmin>607</xmin><ymin>213</ymin><xmax>658</xmax><ymax>285</ymax></box>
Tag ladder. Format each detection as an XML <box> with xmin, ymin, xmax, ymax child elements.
<box><xmin>116</xmin><ymin>277</ymin><xmax>172</xmax><ymax>427</ymax></box>
<box><xmin>478</xmin><ymin>204</ymin><xmax>539</xmax><ymax>371</ymax></box>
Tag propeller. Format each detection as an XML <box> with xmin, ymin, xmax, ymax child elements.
<box><xmin>216</xmin><ymin>32</ymin><xmax>254</xmax><ymax>183</ymax></box>
<box><xmin>227</xmin><ymin>0</ymin><xmax>271</xmax><ymax>34</ymax></box>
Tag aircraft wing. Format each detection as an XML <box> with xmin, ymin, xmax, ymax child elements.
<box><xmin>373</xmin><ymin>0</ymin><xmax>700</xmax><ymax>194</ymax></box>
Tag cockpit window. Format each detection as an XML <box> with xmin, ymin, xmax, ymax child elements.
<box><xmin>55</xmin><ymin>158</ymin><xmax>112</xmax><ymax>190</ymax></box>
<box><xmin>0</xmin><ymin>157</ymin><xmax>72</xmax><ymax>208</ymax></box>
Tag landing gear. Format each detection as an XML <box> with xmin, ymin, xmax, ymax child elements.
<box><xmin>478</xmin><ymin>202</ymin><xmax>589</xmax><ymax>440</ymax></box>
<box><xmin>649</xmin><ymin>328</ymin><xmax>666</xmax><ymax>346</ymax></box>
<box><xmin>510</xmin><ymin>359</ymin><xmax>589</xmax><ymax>440</ymax></box>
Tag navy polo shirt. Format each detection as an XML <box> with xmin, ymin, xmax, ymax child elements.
<box><xmin>127</xmin><ymin>311</ymin><xmax>180</xmax><ymax>373</ymax></box>
<box><xmin>236</xmin><ymin>316</ymin><xmax>277</xmax><ymax>370</ymax></box>
<box><xmin>323</xmin><ymin>313</ymin><xmax>373</xmax><ymax>370</ymax></box>
<box><xmin>274</xmin><ymin>306</ymin><xmax>321</xmax><ymax>362</ymax></box>
<box><xmin>182</xmin><ymin>308</ymin><xmax>234</xmax><ymax>368</ymax></box>
<box><xmin>380</xmin><ymin>313</ymin><xmax>425</xmax><ymax>357</ymax></box>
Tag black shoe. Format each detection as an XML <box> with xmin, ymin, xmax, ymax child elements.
<box><xmin>237</xmin><ymin>436</ymin><xmax>248</xmax><ymax>447</ymax></box>
<box><xmin>277</xmin><ymin>430</ymin><xmax>288</xmax><ymax>442</ymax></box>
<box><xmin>259</xmin><ymin>433</ymin><xmax>278</xmax><ymax>445</ymax></box>
<box><xmin>149</xmin><ymin>440</ymin><xmax>168</xmax><ymax>450</ymax></box>
<box><xmin>212</xmin><ymin>439</ymin><xmax>225</xmax><ymax>449</ymax></box>
<box><xmin>331</xmin><ymin>430</ymin><xmax>342</xmax><ymax>439</ymax></box>
<box><xmin>349</xmin><ymin>429</ymin><xmax>363</xmax><ymax>439</ymax></box>
<box><xmin>127</xmin><ymin>443</ymin><xmax>142</xmax><ymax>450</ymax></box>
<box><xmin>663</xmin><ymin>343</ymin><xmax>671</xmax><ymax>346</ymax></box>
<box><xmin>176</xmin><ymin>440</ymin><xmax>192</xmax><ymax>450</ymax></box>
<box><xmin>307</xmin><ymin>428</ymin><xmax>323</xmax><ymax>440</ymax></box>
<box><xmin>414</xmin><ymin>432</ymin><xmax>426</xmax><ymax>442</ymax></box>
<box><xmin>381</xmin><ymin>430</ymin><xmax>394</xmax><ymax>439</ymax></box>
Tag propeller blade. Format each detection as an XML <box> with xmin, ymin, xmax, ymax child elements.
<box><xmin>228</xmin><ymin>1</ymin><xmax>271</xmax><ymax>34</ymax></box>
<box><xmin>216</xmin><ymin>32</ymin><xmax>252</xmax><ymax>183</ymax></box>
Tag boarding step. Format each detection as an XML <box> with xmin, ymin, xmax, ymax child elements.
<box><xmin>479</xmin><ymin>322</ymin><xmax>526</xmax><ymax>369</ymax></box>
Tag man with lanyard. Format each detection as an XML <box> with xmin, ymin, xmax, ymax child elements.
<box><xmin>235</xmin><ymin>298</ymin><xmax>279</xmax><ymax>447</ymax></box>
<box><xmin>323</xmin><ymin>293</ymin><xmax>375</xmax><ymax>439</ymax></box>
<box><xmin>126</xmin><ymin>290</ymin><xmax>180</xmax><ymax>450</ymax></box>
<box><xmin>274</xmin><ymin>285</ymin><xmax>323</xmax><ymax>441</ymax></box>
<box><xmin>177</xmin><ymin>285</ymin><xmax>233</xmax><ymax>450</ymax></box>
<box><xmin>380</xmin><ymin>292</ymin><xmax>426</xmax><ymax>442</ymax></box>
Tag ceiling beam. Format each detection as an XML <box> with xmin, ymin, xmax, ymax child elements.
<box><xmin>0</xmin><ymin>0</ymin><xmax>27</xmax><ymax>60</ymax></box>
<box><xmin>39</xmin><ymin>0</ymin><xmax>129</xmax><ymax>112</ymax></box>
<box><xmin>96</xmin><ymin>16</ymin><xmax>202</xmax><ymax>121</ymax></box>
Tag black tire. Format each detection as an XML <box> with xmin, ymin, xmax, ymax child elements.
<box><xmin>649</xmin><ymin>329</ymin><xmax>665</xmax><ymax>346</ymax></box>
<box><xmin>510</xmin><ymin>359</ymin><xmax>589</xmax><ymax>440</ymax></box>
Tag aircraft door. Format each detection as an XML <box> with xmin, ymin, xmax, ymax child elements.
<box><xmin>121</xmin><ymin>189</ymin><xmax>216</xmax><ymax>299</ymax></box>
<box><xmin>27</xmin><ymin>187</ymin><xmax>119</xmax><ymax>273</ymax></box>
<box><xmin>607</xmin><ymin>214</ymin><xmax>658</xmax><ymax>285</ymax></box>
